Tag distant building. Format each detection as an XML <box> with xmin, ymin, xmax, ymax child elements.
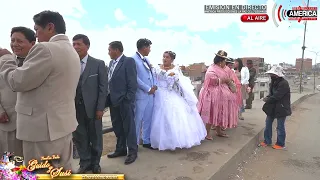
<box><xmin>239</xmin><ymin>57</ymin><xmax>264</xmax><ymax>74</ymax></box>
<box><xmin>295</xmin><ymin>58</ymin><xmax>312</xmax><ymax>72</ymax></box>
<box><xmin>279</xmin><ymin>62</ymin><xmax>294</xmax><ymax>69</ymax></box>
<box><xmin>179</xmin><ymin>65</ymin><xmax>189</xmax><ymax>76</ymax></box>
<box><xmin>279</xmin><ymin>62</ymin><xmax>296</xmax><ymax>76</ymax></box>
<box><xmin>284</xmin><ymin>67</ymin><xmax>297</xmax><ymax>76</ymax></box>
<box><xmin>180</xmin><ymin>66</ymin><xmax>186</xmax><ymax>71</ymax></box>
<box><xmin>184</xmin><ymin>63</ymin><xmax>207</xmax><ymax>81</ymax></box>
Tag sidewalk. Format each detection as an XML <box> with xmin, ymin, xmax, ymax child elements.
<box><xmin>73</xmin><ymin>93</ymin><xmax>312</xmax><ymax>180</ymax></box>
<box><xmin>102</xmin><ymin>110</ymin><xmax>111</xmax><ymax>129</ymax></box>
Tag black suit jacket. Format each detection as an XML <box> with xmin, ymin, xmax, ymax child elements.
<box><xmin>79</xmin><ymin>55</ymin><xmax>108</xmax><ymax>118</ymax></box>
<box><xmin>248</xmin><ymin>67</ymin><xmax>257</xmax><ymax>88</ymax></box>
<box><xmin>106</xmin><ymin>55</ymin><xmax>137</xmax><ymax>107</ymax></box>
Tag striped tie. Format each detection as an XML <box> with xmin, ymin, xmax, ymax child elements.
<box><xmin>108</xmin><ymin>60</ymin><xmax>117</xmax><ymax>82</ymax></box>
<box><xmin>80</xmin><ymin>60</ymin><xmax>84</xmax><ymax>74</ymax></box>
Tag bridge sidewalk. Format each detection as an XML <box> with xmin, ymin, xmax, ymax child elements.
<box><xmin>72</xmin><ymin>92</ymin><xmax>312</xmax><ymax>180</ymax></box>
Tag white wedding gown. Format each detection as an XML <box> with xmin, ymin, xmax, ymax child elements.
<box><xmin>150</xmin><ymin>66</ymin><xmax>206</xmax><ymax>150</ymax></box>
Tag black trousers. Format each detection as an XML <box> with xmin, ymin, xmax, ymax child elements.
<box><xmin>73</xmin><ymin>103</ymin><xmax>103</xmax><ymax>167</ymax></box>
<box><xmin>109</xmin><ymin>100</ymin><xmax>137</xmax><ymax>155</ymax></box>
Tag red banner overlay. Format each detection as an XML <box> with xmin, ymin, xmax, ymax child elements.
<box><xmin>241</xmin><ymin>14</ymin><xmax>269</xmax><ymax>22</ymax></box>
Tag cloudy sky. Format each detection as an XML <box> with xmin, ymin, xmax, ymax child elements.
<box><xmin>0</xmin><ymin>0</ymin><xmax>319</xmax><ymax>66</ymax></box>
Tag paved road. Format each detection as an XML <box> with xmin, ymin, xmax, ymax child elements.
<box><xmin>288</xmin><ymin>77</ymin><xmax>320</xmax><ymax>93</ymax></box>
<box><xmin>228</xmin><ymin>93</ymin><xmax>320</xmax><ymax>180</ymax></box>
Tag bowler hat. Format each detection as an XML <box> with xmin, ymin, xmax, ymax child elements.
<box><xmin>215</xmin><ymin>50</ymin><xmax>230</xmax><ymax>60</ymax></box>
<box><xmin>226</xmin><ymin>58</ymin><xmax>234</xmax><ymax>64</ymax></box>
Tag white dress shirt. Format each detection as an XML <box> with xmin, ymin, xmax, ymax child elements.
<box><xmin>80</xmin><ymin>54</ymin><xmax>88</xmax><ymax>73</ymax></box>
<box><xmin>137</xmin><ymin>52</ymin><xmax>152</xmax><ymax>92</ymax></box>
<box><xmin>108</xmin><ymin>54</ymin><xmax>123</xmax><ymax>81</ymax></box>
<box><xmin>240</xmin><ymin>66</ymin><xmax>250</xmax><ymax>85</ymax></box>
<box><xmin>137</xmin><ymin>52</ymin><xmax>144</xmax><ymax>59</ymax></box>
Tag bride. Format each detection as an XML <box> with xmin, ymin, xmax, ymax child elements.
<box><xmin>150</xmin><ymin>51</ymin><xmax>206</xmax><ymax>151</ymax></box>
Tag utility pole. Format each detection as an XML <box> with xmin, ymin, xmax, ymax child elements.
<box><xmin>299</xmin><ymin>0</ymin><xmax>310</xmax><ymax>94</ymax></box>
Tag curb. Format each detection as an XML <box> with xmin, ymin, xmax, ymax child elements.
<box><xmin>209</xmin><ymin>93</ymin><xmax>317</xmax><ymax>180</ymax></box>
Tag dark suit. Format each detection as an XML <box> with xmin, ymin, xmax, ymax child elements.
<box><xmin>106</xmin><ymin>55</ymin><xmax>138</xmax><ymax>155</ymax></box>
<box><xmin>73</xmin><ymin>55</ymin><xmax>108</xmax><ymax>167</ymax></box>
<box><xmin>246</xmin><ymin>67</ymin><xmax>257</xmax><ymax>108</ymax></box>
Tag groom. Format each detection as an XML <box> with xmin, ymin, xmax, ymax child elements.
<box><xmin>132</xmin><ymin>38</ymin><xmax>156</xmax><ymax>149</ymax></box>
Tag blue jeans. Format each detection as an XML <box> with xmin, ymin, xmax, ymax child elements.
<box><xmin>239</xmin><ymin>100</ymin><xmax>245</xmax><ymax>113</ymax></box>
<box><xmin>240</xmin><ymin>105</ymin><xmax>245</xmax><ymax>113</ymax></box>
<box><xmin>264</xmin><ymin>116</ymin><xmax>286</xmax><ymax>147</ymax></box>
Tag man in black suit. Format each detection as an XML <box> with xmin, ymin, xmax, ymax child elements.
<box><xmin>106</xmin><ymin>41</ymin><xmax>138</xmax><ymax>165</ymax></box>
<box><xmin>72</xmin><ymin>34</ymin><xmax>108</xmax><ymax>173</ymax></box>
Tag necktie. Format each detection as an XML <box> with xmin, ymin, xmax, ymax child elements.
<box><xmin>17</xmin><ymin>57</ymin><xmax>25</xmax><ymax>67</ymax></box>
<box><xmin>80</xmin><ymin>60</ymin><xmax>84</xmax><ymax>74</ymax></box>
<box><xmin>143</xmin><ymin>58</ymin><xmax>154</xmax><ymax>84</ymax></box>
<box><xmin>108</xmin><ymin>60</ymin><xmax>117</xmax><ymax>81</ymax></box>
<box><xmin>143</xmin><ymin>58</ymin><xmax>150</xmax><ymax>67</ymax></box>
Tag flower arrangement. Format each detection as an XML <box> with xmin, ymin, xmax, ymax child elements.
<box><xmin>0</xmin><ymin>152</ymin><xmax>37</xmax><ymax>180</ymax></box>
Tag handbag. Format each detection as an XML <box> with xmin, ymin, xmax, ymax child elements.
<box><xmin>227</xmin><ymin>81</ymin><xmax>237</xmax><ymax>93</ymax></box>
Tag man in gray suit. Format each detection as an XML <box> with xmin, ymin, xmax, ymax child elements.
<box><xmin>0</xmin><ymin>11</ymin><xmax>80</xmax><ymax>172</ymax></box>
<box><xmin>0</xmin><ymin>26</ymin><xmax>35</xmax><ymax>156</ymax></box>
<box><xmin>72</xmin><ymin>34</ymin><xmax>108</xmax><ymax>174</ymax></box>
<box><xmin>106</xmin><ymin>41</ymin><xmax>138</xmax><ymax>165</ymax></box>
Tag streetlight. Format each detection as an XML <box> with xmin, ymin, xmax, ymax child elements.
<box><xmin>299</xmin><ymin>0</ymin><xmax>310</xmax><ymax>94</ymax></box>
<box><xmin>308</xmin><ymin>50</ymin><xmax>320</xmax><ymax>92</ymax></box>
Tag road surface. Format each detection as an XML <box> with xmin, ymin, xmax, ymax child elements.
<box><xmin>228</xmin><ymin>93</ymin><xmax>320</xmax><ymax>180</ymax></box>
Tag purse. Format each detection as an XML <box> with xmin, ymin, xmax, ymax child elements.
<box><xmin>227</xmin><ymin>81</ymin><xmax>237</xmax><ymax>93</ymax></box>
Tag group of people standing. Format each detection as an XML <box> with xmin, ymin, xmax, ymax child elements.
<box><xmin>197</xmin><ymin>51</ymin><xmax>256</xmax><ymax>140</ymax></box>
<box><xmin>197</xmin><ymin>51</ymin><xmax>291</xmax><ymax>149</ymax></box>
<box><xmin>0</xmin><ymin>10</ymin><xmax>207</xmax><ymax>175</ymax></box>
<box><xmin>0</xmin><ymin>9</ymin><xmax>290</xmax><ymax>177</ymax></box>
<box><xmin>131</xmin><ymin>39</ymin><xmax>207</xmax><ymax>152</ymax></box>
<box><xmin>103</xmin><ymin>38</ymin><xmax>208</xmax><ymax>168</ymax></box>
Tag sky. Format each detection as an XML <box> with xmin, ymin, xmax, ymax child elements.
<box><xmin>0</xmin><ymin>0</ymin><xmax>319</xmax><ymax>66</ymax></box>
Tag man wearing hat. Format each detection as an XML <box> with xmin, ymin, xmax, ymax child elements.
<box><xmin>226</xmin><ymin>58</ymin><xmax>234</xmax><ymax>69</ymax></box>
<box><xmin>260</xmin><ymin>65</ymin><xmax>291</xmax><ymax>150</ymax></box>
<box><xmin>245</xmin><ymin>60</ymin><xmax>256</xmax><ymax>109</ymax></box>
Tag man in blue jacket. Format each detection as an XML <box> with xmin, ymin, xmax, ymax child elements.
<box><xmin>132</xmin><ymin>38</ymin><xmax>157</xmax><ymax>149</ymax></box>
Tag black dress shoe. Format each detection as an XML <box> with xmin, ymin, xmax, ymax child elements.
<box><xmin>143</xmin><ymin>144</ymin><xmax>156</xmax><ymax>150</ymax></box>
<box><xmin>76</xmin><ymin>165</ymin><xmax>92</xmax><ymax>174</ymax></box>
<box><xmin>124</xmin><ymin>154</ymin><xmax>137</xmax><ymax>165</ymax></box>
<box><xmin>107</xmin><ymin>151</ymin><xmax>127</xmax><ymax>158</ymax></box>
<box><xmin>92</xmin><ymin>165</ymin><xmax>101</xmax><ymax>174</ymax></box>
